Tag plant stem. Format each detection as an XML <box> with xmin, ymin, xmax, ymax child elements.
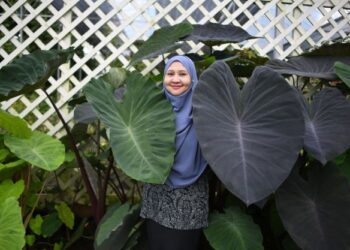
<box><xmin>131</xmin><ymin>182</ymin><xmax>135</xmax><ymax>205</ymax></box>
<box><xmin>20</xmin><ymin>165</ymin><xmax>31</xmax><ymax>217</ymax></box>
<box><xmin>43</xmin><ymin>89</ymin><xmax>99</xmax><ymax>222</ymax></box>
<box><xmin>136</xmin><ymin>182</ymin><xmax>142</xmax><ymax>198</ymax></box>
<box><xmin>112</xmin><ymin>165</ymin><xmax>127</xmax><ymax>203</ymax></box>
<box><xmin>108</xmin><ymin>180</ymin><xmax>123</xmax><ymax>202</ymax></box>
<box><xmin>24</xmin><ymin>174</ymin><xmax>49</xmax><ymax>229</ymax></box>
<box><xmin>97</xmin><ymin>121</ymin><xmax>101</xmax><ymax>155</ymax></box>
<box><xmin>97</xmin><ymin>152</ymin><xmax>114</xmax><ymax>221</ymax></box>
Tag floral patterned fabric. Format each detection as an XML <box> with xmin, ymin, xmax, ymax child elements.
<box><xmin>140</xmin><ymin>174</ymin><xmax>209</xmax><ymax>230</ymax></box>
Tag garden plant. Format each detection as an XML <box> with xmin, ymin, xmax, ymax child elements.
<box><xmin>0</xmin><ymin>22</ymin><xmax>350</xmax><ymax>250</ymax></box>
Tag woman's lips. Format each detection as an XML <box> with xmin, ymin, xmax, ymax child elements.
<box><xmin>170</xmin><ymin>84</ymin><xmax>182</xmax><ymax>90</ymax></box>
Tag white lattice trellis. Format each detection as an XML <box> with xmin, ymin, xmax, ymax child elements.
<box><xmin>0</xmin><ymin>0</ymin><xmax>349</xmax><ymax>137</ymax></box>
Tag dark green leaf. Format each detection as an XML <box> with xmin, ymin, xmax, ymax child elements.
<box><xmin>41</xmin><ymin>213</ymin><xmax>63</xmax><ymax>238</ymax></box>
<box><xmin>83</xmin><ymin>72</ymin><xmax>175</xmax><ymax>183</ymax></box>
<box><xmin>204</xmin><ymin>207</ymin><xmax>263</xmax><ymax>250</ymax></box>
<box><xmin>183</xmin><ymin>22</ymin><xmax>258</xmax><ymax>46</ymax></box>
<box><xmin>0</xmin><ymin>48</ymin><xmax>74</xmax><ymax>101</ymax></box>
<box><xmin>94</xmin><ymin>203</ymin><xmax>140</xmax><ymax>250</ymax></box>
<box><xmin>129</xmin><ymin>23</ymin><xmax>193</xmax><ymax>65</ymax></box>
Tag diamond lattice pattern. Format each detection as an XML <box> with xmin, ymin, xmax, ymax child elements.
<box><xmin>0</xmin><ymin>0</ymin><xmax>349</xmax><ymax>137</ymax></box>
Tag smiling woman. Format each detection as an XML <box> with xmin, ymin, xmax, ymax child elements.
<box><xmin>140</xmin><ymin>55</ymin><xmax>209</xmax><ymax>250</ymax></box>
<box><xmin>163</xmin><ymin>61</ymin><xmax>192</xmax><ymax>96</ymax></box>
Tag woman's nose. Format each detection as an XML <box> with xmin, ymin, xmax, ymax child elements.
<box><xmin>173</xmin><ymin>74</ymin><xmax>180</xmax><ymax>82</ymax></box>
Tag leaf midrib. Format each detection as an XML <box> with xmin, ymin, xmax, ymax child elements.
<box><xmin>127</xmin><ymin>126</ymin><xmax>152</xmax><ymax>169</ymax></box>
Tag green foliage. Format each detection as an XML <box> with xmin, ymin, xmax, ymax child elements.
<box><xmin>83</xmin><ymin>71</ymin><xmax>176</xmax><ymax>184</ymax></box>
<box><xmin>94</xmin><ymin>202</ymin><xmax>140</xmax><ymax>249</ymax></box>
<box><xmin>0</xmin><ymin>149</ymin><xmax>10</xmax><ymax>161</ymax></box>
<box><xmin>25</xmin><ymin>234</ymin><xmax>36</xmax><ymax>246</ymax></box>
<box><xmin>183</xmin><ymin>22</ymin><xmax>257</xmax><ymax>47</ymax></box>
<box><xmin>0</xmin><ymin>21</ymin><xmax>349</xmax><ymax>250</ymax></box>
<box><xmin>0</xmin><ymin>110</ymin><xmax>32</xmax><ymax>138</ymax></box>
<box><xmin>204</xmin><ymin>207</ymin><xmax>264</xmax><ymax>250</ymax></box>
<box><xmin>99</xmin><ymin>67</ymin><xmax>127</xmax><ymax>88</ymax></box>
<box><xmin>4</xmin><ymin>131</ymin><xmax>65</xmax><ymax>171</ymax></box>
<box><xmin>0</xmin><ymin>180</ymin><xmax>24</xmax><ymax>202</ymax></box>
<box><xmin>29</xmin><ymin>215</ymin><xmax>43</xmax><ymax>236</ymax></box>
<box><xmin>129</xmin><ymin>22</ymin><xmax>193</xmax><ymax>65</ymax></box>
<box><xmin>335</xmin><ymin>61</ymin><xmax>350</xmax><ymax>88</ymax></box>
<box><xmin>335</xmin><ymin>150</ymin><xmax>350</xmax><ymax>181</ymax></box>
<box><xmin>0</xmin><ymin>198</ymin><xmax>25</xmax><ymax>250</ymax></box>
<box><xmin>0</xmin><ymin>47</ymin><xmax>75</xmax><ymax>101</ymax></box>
<box><xmin>55</xmin><ymin>202</ymin><xmax>75</xmax><ymax>230</ymax></box>
<box><xmin>53</xmin><ymin>242</ymin><xmax>64</xmax><ymax>250</ymax></box>
<box><xmin>41</xmin><ymin>213</ymin><xmax>63</xmax><ymax>238</ymax></box>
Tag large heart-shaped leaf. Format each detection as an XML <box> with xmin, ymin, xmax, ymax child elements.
<box><xmin>193</xmin><ymin>61</ymin><xmax>304</xmax><ymax>205</ymax></box>
<box><xmin>0</xmin><ymin>110</ymin><xmax>32</xmax><ymax>138</ymax></box>
<box><xmin>335</xmin><ymin>61</ymin><xmax>350</xmax><ymax>88</ymax></box>
<box><xmin>4</xmin><ymin>131</ymin><xmax>65</xmax><ymax>171</ymax></box>
<box><xmin>0</xmin><ymin>197</ymin><xmax>25</xmax><ymax>250</ymax></box>
<box><xmin>265</xmin><ymin>56</ymin><xmax>350</xmax><ymax>80</ymax></box>
<box><xmin>296</xmin><ymin>88</ymin><xmax>350</xmax><ymax>164</ymax></box>
<box><xmin>204</xmin><ymin>207</ymin><xmax>263</xmax><ymax>250</ymax></box>
<box><xmin>275</xmin><ymin>162</ymin><xmax>350</xmax><ymax>250</ymax></box>
<box><xmin>128</xmin><ymin>23</ymin><xmax>192</xmax><ymax>66</ymax></box>
<box><xmin>94</xmin><ymin>203</ymin><xmax>140</xmax><ymax>250</ymax></box>
<box><xmin>183</xmin><ymin>22</ymin><xmax>257</xmax><ymax>47</ymax></box>
<box><xmin>83</xmin><ymin>72</ymin><xmax>175</xmax><ymax>183</ymax></box>
<box><xmin>0</xmin><ymin>47</ymin><xmax>74</xmax><ymax>101</ymax></box>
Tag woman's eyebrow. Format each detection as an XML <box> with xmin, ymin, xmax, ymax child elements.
<box><xmin>167</xmin><ymin>69</ymin><xmax>188</xmax><ymax>73</ymax></box>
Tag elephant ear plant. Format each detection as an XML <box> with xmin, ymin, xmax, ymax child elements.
<box><xmin>0</xmin><ymin>111</ymin><xmax>65</xmax><ymax>250</ymax></box>
<box><xmin>83</xmin><ymin>70</ymin><xmax>176</xmax><ymax>184</ymax></box>
<box><xmin>193</xmin><ymin>60</ymin><xmax>350</xmax><ymax>250</ymax></box>
<box><xmin>0</xmin><ymin>47</ymin><xmax>113</xmax><ymax>223</ymax></box>
<box><xmin>82</xmin><ymin>69</ymin><xmax>176</xmax><ymax>249</ymax></box>
<box><xmin>193</xmin><ymin>61</ymin><xmax>305</xmax><ymax>205</ymax></box>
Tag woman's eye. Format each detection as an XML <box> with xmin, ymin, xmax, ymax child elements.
<box><xmin>167</xmin><ymin>72</ymin><xmax>174</xmax><ymax>76</ymax></box>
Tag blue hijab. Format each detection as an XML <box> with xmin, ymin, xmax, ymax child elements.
<box><xmin>163</xmin><ymin>55</ymin><xmax>207</xmax><ymax>188</ymax></box>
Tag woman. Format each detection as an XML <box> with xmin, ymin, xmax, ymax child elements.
<box><xmin>140</xmin><ymin>55</ymin><xmax>208</xmax><ymax>250</ymax></box>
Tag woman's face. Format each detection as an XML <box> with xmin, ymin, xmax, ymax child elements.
<box><xmin>164</xmin><ymin>61</ymin><xmax>192</xmax><ymax>96</ymax></box>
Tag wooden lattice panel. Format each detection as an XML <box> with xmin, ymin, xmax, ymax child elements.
<box><xmin>0</xmin><ymin>0</ymin><xmax>349</xmax><ymax>137</ymax></box>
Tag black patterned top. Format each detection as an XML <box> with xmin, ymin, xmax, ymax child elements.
<box><xmin>140</xmin><ymin>173</ymin><xmax>209</xmax><ymax>230</ymax></box>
